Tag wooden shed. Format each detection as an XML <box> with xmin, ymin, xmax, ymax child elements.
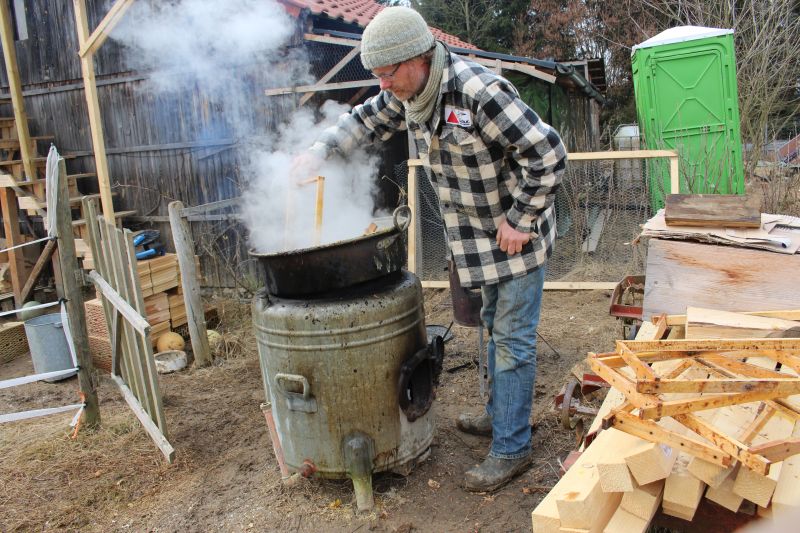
<box><xmin>0</xmin><ymin>0</ymin><xmax>605</xmax><ymax>296</ymax></box>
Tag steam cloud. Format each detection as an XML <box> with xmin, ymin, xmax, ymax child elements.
<box><xmin>112</xmin><ymin>0</ymin><xmax>384</xmax><ymax>253</ymax></box>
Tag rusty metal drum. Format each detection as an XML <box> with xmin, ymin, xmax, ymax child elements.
<box><xmin>252</xmin><ymin>271</ymin><xmax>435</xmax><ymax>480</ymax></box>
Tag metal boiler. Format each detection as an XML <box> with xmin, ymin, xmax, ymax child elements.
<box><xmin>252</xmin><ymin>209</ymin><xmax>441</xmax><ymax>511</ymax></box>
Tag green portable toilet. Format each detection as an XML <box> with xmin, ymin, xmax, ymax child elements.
<box><xmin>632</xmin><ymin>26</ymin><xmax>745</xmax><ymax>211</ymax></box>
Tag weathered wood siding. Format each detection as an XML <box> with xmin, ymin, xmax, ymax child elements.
<box><xmin>0</xmin><ymin>0</ymin><xmax>305</xmax><ymax>288</ymax></box>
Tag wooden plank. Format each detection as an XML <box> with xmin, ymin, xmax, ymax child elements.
<box><xmin>78</xmin><ymin>0</ymin><xmax>134</xmax><ymax>58</ymax></box>
<box><xmin>553</xmin><ymin>429</ymin><xmax>624</xmax><ymax>531</ymax></box>
<box><xmin>585</xmin><ymin>322</ymin><xmax>662</xmax><ymax>442</ymax></box>
<box><xmin>637</xmin><ymin>378</ymin><xmax>800</xmax><ymax>395</ymax></box>
<box><xmin>87</xmin><ymin>271</ymin><xmax>150</xmax><ymax>334</ymax></box>
<box><xmin>73</xmin><ymin>0</ymin><xmax>115</xmax><ymax>220</ymax></box>
<box><xmin>19</xmin><ymin>238</ymin><xmax>55</xmax><ymax>303</ymax></box>
<box><xmin>622</xmin><ymin>337</ymin><xmax>800</xmax><ymax>353</ymax></box>
<box><xmin>0</xmin><ymin>187</ymin><xmax>26</xmax><ymax>305</ymax></box>
<box><xmin>771</xmin><ymin>420</ymin><xmax>800</xmax><ymax>517</ymax></box>
<box><xmin>602</xmin><ymin>507</ymin><xmax>649</xmax><ymax>533</ymax></box>
<box><xmin>620</xmin><ymin>348</ymin><xmax>656</xmax><ymax>381</ymax></box>
<box><xmin>54</xmin><ymin>156</ymin><xmax>100</xmax><ymax>425</ymax></box>
<box><xmin>298</xmin><ymin>45</ymin><xmax>361</xmax><ymax>106</ymax></box>
<box><xmin>469</xmin><ymin>56</ymin><xmax>557</xmax><ymax>83</ymax></box>
<box><xmin>623</xmin><ymin>433</ymin><xmax>678</xmax><ymax>486</ymax></box>
<box><xmin>610</xmin><ymin>410</ymin><xmax>731</xmax><ymax>467</ymax></box>
<box><xmin>686</xmin><ymin>307</ymin><xmax>800</xmax><ymax>339</ymax></box>
<box><xmin>122</xmin><ymin>227</ymin><xmax>167</xmax><ymax>434</ymax></box>
<box><xmin>732</xmin><ymin>364</ymin><xmax>797</xmax><ymax>507</ymax></box>
<box><xmin>569</xmin><ymin>150</ymin><xmax>678</xmax><ymax>161</ymax></box>
<box><xmin>0</xmin><ymin>1</ymin><xmax>34</xmax><ymax>181</ymax></box>
<box><xmin>101</xmin><ymin>221</ymin><xmax>146</xmax><ymax>409</ymax></box>
<box><xmin>619</xmin><ymin>479</ymin><xmax>663</xmax><ymax>521</ymax></box>
<box><xmin>643</xmin><ymin>240</ymin><xmax>800</xmax><ymax>320</ymax></box>
<box><xmin>264</xmin><ymin>78</ymin><xmax>378</xmax><ymax>96</ymax></box>
<box><xmin>639</xmin><ymin>388</ymin><xmax>797</xmax><ymax>421</ymax></box>
<box><xmin>0</xmin><ymin>172</ymin><xmax>97</xmax><ymax>188</ymax></box>
<box><xmin>72</xmin><ymin>210</ymin><xmax>136</xmax><ymax>227</ymax></box>
<box><xmin>168</xmin><ymin>201</ymin><xmax>211</xmax><ymax>366</ymax></box>
<box><xmin>110</xmin><ymin>375</ymin><xmax>174</xmax><ymax>462</ymax></box>
<box><xmin>664</xmin><ymin>194</ymin><xmax>761</xmax><ymax>228</ymax></box>
<box><xmin>672</xmin><ymin>413</ymin><xmax>771</xmax><ymax>475</ymax></box>
<box><xmin>596</xmin><ymin>428</ymin><xmax>641</xmax><ymax>493</ymax></box>
<box><xmin>664</xmin><ymin>309</ymin><xmax>800</xmax><ymax>327</ymax></box>
<box><xmin>705</xmin><ymin>464</ymin><xmax>743</xmax><ymax>512</ymax></box>
<box><xmin>663</xmin><ymin>453</ymin><xmax>706</xmax><ymax>521</ymax></box>
<box><xmin>407</xmin><ymin>161</ymin><xmax>419</xmax><ymax>276</ymax></box>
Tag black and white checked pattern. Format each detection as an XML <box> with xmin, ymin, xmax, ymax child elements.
<box><xmin>312</xmin><ymin>51</ymin><xmax>567</xmax><ymax>288</ymax></box>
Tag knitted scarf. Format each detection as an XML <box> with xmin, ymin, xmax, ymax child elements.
<box><xmin>404</xmin><ymin>41</ymin><xmax>446</xmax><ymax>126</ymax></box>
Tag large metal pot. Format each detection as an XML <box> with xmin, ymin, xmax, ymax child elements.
<box><xmin>251</xmin><ymin>206</ymin><xmax>411</xmax><ymax>297</ymax></box>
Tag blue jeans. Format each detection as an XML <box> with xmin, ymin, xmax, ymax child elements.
<box><xmin>480</xmin><ymin>266</ymin><xmax>545</xmax><ymax>459</ymax></box>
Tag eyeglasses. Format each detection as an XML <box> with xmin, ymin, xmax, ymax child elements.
<box><xmin>371</xmin><ymin>63</ymin><xmax>402</xmax><ymax>80</ymax></box>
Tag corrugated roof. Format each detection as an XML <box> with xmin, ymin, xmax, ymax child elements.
<box><xmin>279</xmin><ymin>0</ymin><xmax>479</xmax><ymax>50</ymax></box>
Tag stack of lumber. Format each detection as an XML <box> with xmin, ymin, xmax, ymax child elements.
<box><xmin>84</xmin><ymin>287</ymin><xmax>189</xmax><ymax>371</ymax></box>
<box><xmin>167</xmin><ymin>287</ymin><xmax>187</xmax><ymax>328</ymax></box>
<box><xmin>533</xmin><ymin>308</ymin><xmax>800</xmax><ymax>532</ymax></box>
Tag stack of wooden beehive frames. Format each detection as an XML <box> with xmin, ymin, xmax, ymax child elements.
<box><xmin>533</xmin><ymin>308</ymin><xmax>800</xmax><ymax>532</ymax></box>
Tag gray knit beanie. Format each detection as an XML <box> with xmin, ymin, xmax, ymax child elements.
<box><xmin>360</xmin><ymin>7</ymin><xmax>435</xmax><ymax>70</ymax></box>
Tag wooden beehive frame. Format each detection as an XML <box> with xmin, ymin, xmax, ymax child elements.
<box><xmin>589</xmin><ymin>338</ymin><xmax>800</xmax><ymax>475</ymax></box>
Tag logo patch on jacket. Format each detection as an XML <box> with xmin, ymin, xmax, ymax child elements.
<box><xmin>445</xmin><ymin>106</ymin><xmax>472</xmax><ymax>128</ymax></box>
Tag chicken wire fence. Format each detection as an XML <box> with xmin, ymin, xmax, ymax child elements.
<box><xmin>395</xmin><ymin>157</ymin><xmax>652</xmax><ymax>284</ymax></box>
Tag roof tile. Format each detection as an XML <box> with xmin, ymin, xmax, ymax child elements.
<box><xmin>280</xmin><ymin>0</ymin><xmax>479</xmax><ymax>50</ymax></box>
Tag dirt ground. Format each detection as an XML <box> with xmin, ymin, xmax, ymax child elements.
<box><xmin>0</xmin><ymin>287</ymin><xmax>619</xmax><ymax>533</ymax></box>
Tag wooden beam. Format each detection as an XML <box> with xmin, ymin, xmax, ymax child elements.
<box><xmin>264</xmin><ymin>78</ymin><xmax>378</xmax><ymax>96</ymax></box>
<box><xmin>665</xmin><ymin>194</ymin><xmax>761</xmax><ymax>228</ymax></box>
<box><xmin>0</xmin><ymin>1</ymin><xmax>35</xmax><ymax>181</ymax></box>
<box><xmin>686</xmin><ymin>307</ymin><xmax>800</xmax><ymax>339</ymax></box>
<box><xmin>748</xmin><ymin>438</ymin><xmax>800</xmax><ymax>463</ymax></box>
<box><xmin>88</xmin><ymin>270</ymin><xmax>151</xmax><ymax>334</ymax></box>
<box><xmin>110</xmin><ymin>375</ymin><xmax>175</xmax><ymax>462</ymax></box>
<box><xmin>168</xmin><ymin>201</ymin><xmax>211</xmax><ymax>367</ymax></box>
<box><xmin>299</xmin><ymin>45</ymin><xmax>361</xmax><ymax>106</ymax></box>
<box><xmin>610</xmin><ymin>409</ymin><xmax>731</xmax><ymax>467</ymax></box>
<box><xmin>672</xmin><ymin>413</ymin><xmax>771</xmax><ymax>475</ymax></box>
<box><xmin>73</xmin><ymin>0</ymin><xmax>115</xmax><ymax>221</ymax></box>
<box><xmin>637</xmin><ymin>378</ymin><xmax>800</xmax><ymax>395</ymax></box>
<box><xmin>407</xmin><ymin>159</ymin><xmax>421</xmax><ymax>276</ymax></box>
<box><xmin>662</xmin><ymin>309</ymin><xmax>800</xmax><ymax>327</ymax></box>
<box><xmin>622</xmin><ymin>338</ymin><xmax>800</xmax><ymax>353</ymax></box>
<box><xmin>55</xmin><ymin>156</ymin><xmax>100</xmax><ymax>426</ymax></box>
<box><xmin>78</xmin><ymin>0</ymin><xmax>134</xmax><ymax>58</ymax></box>
<box><xmin>569</xmin><ymin>150</ymin><xmax>678</xmax><ymax>161</ymax></box>
<box><xmin>19</xmin><ymin>238</ymin><xmax>56</xmax><ymax>303</ymax></box>
<box><xmin>0</xmin><ymin>188</ymin><xmax>27</xmax><ymax>305</ymax></box>
<box><xmin>303</xmin><ymin>32</ymin><xmax>359</xmax><ymax>47</ymax></box>
<box><xmin>469</xmin><ymin>56</ymin><xmax>557</xmax><ymax>83</ymax></box>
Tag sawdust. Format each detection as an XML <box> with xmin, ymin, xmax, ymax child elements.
<box><xmin>0</xmin><ymin>288</ymin><xmax>619</xmax><ymax>532</ymax></box>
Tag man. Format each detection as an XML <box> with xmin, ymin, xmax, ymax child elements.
<box><xmin>304</xmin><ymin>6</ymin><xmax>566</xmax><ymax>492</ymax></box>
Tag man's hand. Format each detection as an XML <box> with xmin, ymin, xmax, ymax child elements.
<box><xmin>496</xmin><ymin>219</ymin><xmax>530</xmax><ymax>256</ymax></box>
<box><xmin>290</xmin><ymin>151</ymin><xmax>326</xmax><ymax>185</ymax></box>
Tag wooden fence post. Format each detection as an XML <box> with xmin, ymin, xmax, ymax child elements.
<box><xmin>55</xmin><ymin>158</ymin><xmax>99</xmax><ymax>426</ymax></box>
<box><xmin>168</xmin><ymin>201</ymin><xmax>211</xmax><ymax>367</ymax></box>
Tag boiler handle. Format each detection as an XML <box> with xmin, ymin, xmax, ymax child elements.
<box><xmin>275</xmin><ymin>373</ymin><xmax>312</xmax><ymax>400</ymax></box>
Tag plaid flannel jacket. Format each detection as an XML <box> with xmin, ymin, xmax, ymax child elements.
<box><xmin>312</xmin><ymin>52</ymin><xmax>567</xmax><ymax>287</ymax></box>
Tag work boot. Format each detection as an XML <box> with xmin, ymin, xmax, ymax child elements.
<box><xmin>463</xmin><ymin>453</ymin><xmax>533</xmax><ymax>492</ymax></box>
<box><xmin>456</xmin><ymin>412</ymin><xmax>492</xmax><ymax>437</ymax></box>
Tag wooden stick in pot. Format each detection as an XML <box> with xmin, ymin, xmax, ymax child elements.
<box><xmin>297</xmin><ymin>175</ymin><xmax>325</xmax><ymax>246</ymax></box>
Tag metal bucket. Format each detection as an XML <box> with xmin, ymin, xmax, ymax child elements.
<box><xmin>24</xmin><ymin>313</ymin><xmax>76</xmax><ymax>382</ymax></box>
<box><xmin>252</xmin><ymin>271</ymin><xmax>434</xmax><ymax>478</ymax></box>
